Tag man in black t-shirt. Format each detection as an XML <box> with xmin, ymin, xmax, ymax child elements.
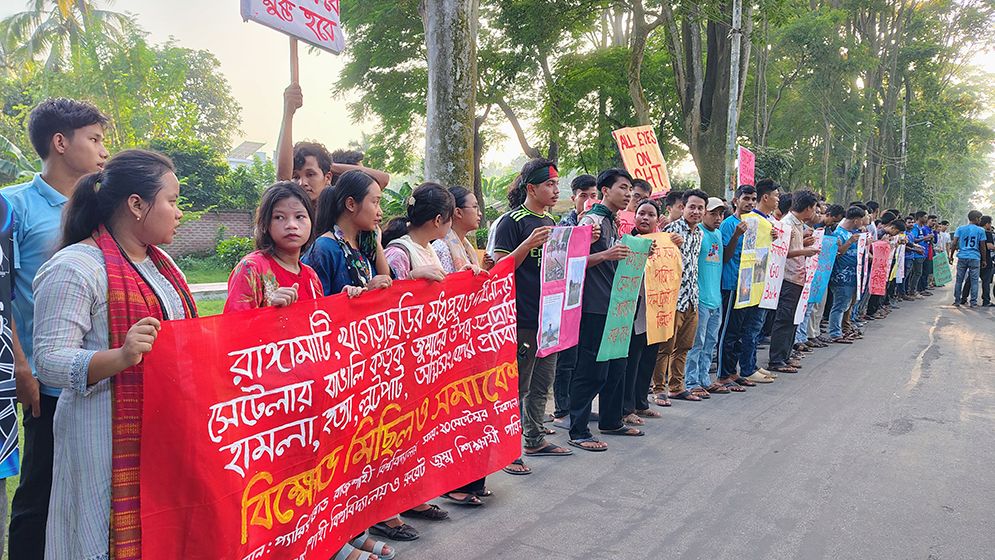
<box><xmin>494</xmin><ymin>159</ymin><xmax>574</xmax><ymax>474</ymax></box>
<box><xmin>567</xmin><ymin>168</ymin><xmax>642</xmax><ymax>452</ymax></box>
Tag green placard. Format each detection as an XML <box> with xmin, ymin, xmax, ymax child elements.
<box><xmin>597</xmin><ymin>234</ymin><xmax>653</xmax><ymax>362</ymax></box>
<box><xmin>933</xmin><ymin>252</ymin><xmax>952</xmax><ymax>286</ymax></box>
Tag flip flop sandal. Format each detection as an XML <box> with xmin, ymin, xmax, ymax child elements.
<box><xmin>523</xmin><ymin>443</ymin><xmax>573</xmax><ymax>457</ymax></box>
<box><xmin>599</xmin><ymin>426</ymin><xmax>645</xmax><ymax>436</ymax></box>
<box><xmin>691</xmin><ymin>389</ymin><xmax>711</xmax><ymax>399</ymax></box>
<box><xmin>734</xmin><ymin>378</ymin><xmax>756</xmax><ymax>387</ymax></box>
<box><xmin>540</xmin><ymin>426</ymin><xmax>556</xmax><ymax>435</ymax></box>
<box><xmin>369</xmin><ymin>522</ymin><xmax>419</xmax><ymax>542</ymax></box>
<box><xmin>768</xmin><ymin>365</ymin><xmax>799</xmax><ymax>374</ymax></box>
<box><xmin>654</xmin><ymin>396</ymin><xmax>672</xmax><ymax>407</ymax></box>
<box><xmin>441</xmin><ymin>492</ymin><xmax>484</xmax><ymax>507</ymax></box>
<box><xmin>622</xmin><ymin>413</ymin><xmax>645</xmax><ymax>425</ymax></box>
<box><xmin>474</xmin><ymin>489</ymin><xmax>494</xmax><ymax>498</ymax></box>
<box><xmin>568</xmin><ymin>438</ymin><xmax>608</xmax><ymax>452</ymax></box>
<box><xmin>706</xmin><ymin>384</ymin><xmax>731</xmax><ymax>394</ymax></box>
<box><xmin>723</xmin><ymin>382</ymin><xmax>747</xmax><ymax>392</ymax></box>
<box><xmin>401</xmin><ymin>503</ymin><xmax>449</xmax><ymax>521</ymax></box>
<box><xmin>502</xmin><ymin>458</ymin><xmax>532</xmax><ymax>475</ymax></box>
<box><xmin>350</xmin><ymin>535</ymin><xmax>396</xmax><ymax>560</ymax></box>
<box><xmin>671</xmin><ymin>390</ymin><xmax>702</xmax><ymax>401</ymax></box>
<box><xmin>634</xmin><ymin>408</ymin><xmax>662</xmax><ymax>418</ymax></box>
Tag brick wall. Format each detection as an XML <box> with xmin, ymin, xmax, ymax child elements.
<box><xmin>164</xmin><ymin>210</ymin><xmax>254</xmax><ymax>257</ymax></box>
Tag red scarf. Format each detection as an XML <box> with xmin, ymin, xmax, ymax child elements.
<box><xmin>95</xmin><ymin>225</ymin><xmax>197</xmax><ymax>559</ymax></box>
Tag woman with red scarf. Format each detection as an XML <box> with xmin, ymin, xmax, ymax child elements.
<box><xmin>32</xmin><ymin>149</ymin><xmax>196</xmax><ymax>559</ymax></box>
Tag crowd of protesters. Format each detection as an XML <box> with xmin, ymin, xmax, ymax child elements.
<box><xmin>2</xmin><ymin>95</ymin><xmax>990</xmax><ymax>560</ymax></box>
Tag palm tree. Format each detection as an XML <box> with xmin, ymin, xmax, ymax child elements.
<box><xmin>0</xmin><ymin>0</ymin><xmax>135</xmax><ymax>69</ymax></box>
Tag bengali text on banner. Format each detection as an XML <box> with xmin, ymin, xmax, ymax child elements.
<box><xmin>139</xmin><ymin>259</ymin><xmax>521</xmax><ymax>560</ymax></box>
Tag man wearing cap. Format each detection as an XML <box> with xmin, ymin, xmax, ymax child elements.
<box><xmin>656</xmin><ymin>189</ymin><xmax>707</xmax><ymax>402</ymax></box>
<box><xmin>684</xmin><ymin>197</ymin><xmax>730</xmax><ymax>397</ymax></box>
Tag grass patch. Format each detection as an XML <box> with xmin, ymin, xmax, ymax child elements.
<box><xmin>197</xmin><ymin>299</ymin><xmax>225</xmax><ymax>317</ymax></box>
<box><xmin>175</xmin><ymin>255</ymin><xmax>231</xmax><ymax>284</ymax></box>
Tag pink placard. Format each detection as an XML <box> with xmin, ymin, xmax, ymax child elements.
<box><xmin>738</xmin><ymin>146</ymin><xmax>755</xmax><ymax>187</ymax></box>
<box><xmin>616</xmin><ymin>211</ymin><xmax>636</xmax><ymax>237</ymax></box>
<box><xmin>869</xmin><ymin>240</ymin><xmax>893</xmax><ymax>296</ymax></box>
<box><xmin>536</xmin><ymin>226</ymin><xmax>593</xmax><ymax>358</ymax></box>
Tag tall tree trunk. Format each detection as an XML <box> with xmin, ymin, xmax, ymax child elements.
<box><xmin>421</xmin><ymin>0</ymin><xmax>478</xmax><ymax>187</ymax></box>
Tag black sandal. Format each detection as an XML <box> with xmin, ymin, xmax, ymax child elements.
<box><xmin>369</xmin><ymin>521</ymin><xmax>420</xmax><ymax>541</ymax></box>
<box><xmin>441</xmin><ymin>492</ymin><xmax>484</xmax><ymax>506</ymax></box>
<box><xmin>400</xmin><ymin>503</ymin><xmax>449</xmax><ymax>521</ymax></box>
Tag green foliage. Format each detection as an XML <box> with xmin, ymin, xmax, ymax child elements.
<box><xmin>151</xmin><ymin>137</ymin><xmax>230</xmax><ymax>210</ymax></box>
<box><xmin>0</xmin><ymin>6</ymin><xmax>243</xmax><ymax>158</ymax></box>
<box><xmin>0</xmin><ymin>133</ymin><xmax>39</xmax><ymax>185</ymax></box>
<box><xmin>381</xmin><ymin>181</ymin><xmax>414</xmax><ymax>221</ymax></box>
<box><xmin>215</xmin><ymin>236</ymin><xmax>255</xmax><ymax>271</ymax></box>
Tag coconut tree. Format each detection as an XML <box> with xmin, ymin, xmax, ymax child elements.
<box><xmin>0</xmin><ymin>0</ymin><xmax>135</xmax><ymax>69</ymax></box>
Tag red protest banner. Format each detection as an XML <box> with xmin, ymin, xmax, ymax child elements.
<box><xmin>612</xmin><ymin>126</ymin><xmax>671</xmax><ymax>194</ymax></box>
<box><xmin>140</xmin><ymin>259</ymin><xmax>520</xmax><ymax>560</ymax></box>
<box><xmin>738</xmin><ymin>146</ymin><xmax>755</xmax><ymax>186</ymax></box>
<box><xmin>241</xmin><ymin>0</ymin><xmax>346</xmax><ymax>54</ymax></box>
<box><xmin>870</xmin><ymin>240</ymin><xmax>893</xmax><ymax>296</ymax></box>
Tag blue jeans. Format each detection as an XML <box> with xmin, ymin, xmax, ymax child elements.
<box><xmin>828</xmin><ymin>284</ymin><xmax>856</xmax><ymax>338</ymax></box>
<box><xmin>795</xmin><ymin>305</ymin><xmax>813</xmax><ymax>344</ymax></box>
<box><xmin>685</xmin><ymin>305</ymin><xmax>722</xmax><ymax>390</ymax></box>
<box><xmin>954</xmin><ymin>258</ymin><xmax>981</xmax><ymax>305</ymax></box>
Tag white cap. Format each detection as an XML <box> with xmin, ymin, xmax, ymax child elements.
<box><xmin>706</xmin><ymin>197</ymin><xmax>725</xmax><ymax>211</ymax></box>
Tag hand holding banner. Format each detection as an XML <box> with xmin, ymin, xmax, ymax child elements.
<box><xmin>597</xmin><ymin>235</ymin><xmax>653</xmax><ymax>361</ymax></box>
<box><xmin>735</xmin><ymin>215</ymin><xmax>772</xmax><ymax>309</ymax></box>
<box><xmin>760</xmin><ymin>220</ymin><xmax>789</xmax><ymax>310</ymax></box>
<box><xmin>140</xmin><ymin>260</ymin><xmax>521</xmax><ymax>560</ymax></box>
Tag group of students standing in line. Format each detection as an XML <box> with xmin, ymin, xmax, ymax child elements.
<box><xmin>0</xmin><ymin>95</ymin><xmax>987</xmax><ymax>560</ymax></box>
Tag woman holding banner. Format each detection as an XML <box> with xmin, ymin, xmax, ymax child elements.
<box><xmin>31</xmin><ymin>150</ymin><xmax>197</xmax><ymax>559</ymax></box>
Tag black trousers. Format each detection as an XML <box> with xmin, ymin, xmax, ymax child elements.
<box><xmin>568</xmin><ymin>312</ymin><xmax>627</xmax><ymax>440</ymax></box>
<box><xmin>623</xmin><ymin>332</ymin><xmax>659</xmax><ymax>414</ymax></box>
<box><xmin>9</xmin><ymin>394</ymin><xmax>58</xmax><ymax>560</ymax></box>
<box><xmin>769</xmin><ymin>281</ymin><xmax>803</xmax><ymax>365</ymax></box>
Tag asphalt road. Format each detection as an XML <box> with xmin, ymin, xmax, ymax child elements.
<box><xmin>395</xmin><ymin>285</ymin><xmax>995</xmax><ymax>560</ymax></box>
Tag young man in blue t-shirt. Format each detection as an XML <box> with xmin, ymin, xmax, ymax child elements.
<box><xmin>951</xmin><ymin>210</ymin><xmax>990</xmax><ymax>307</ymax></box>
<box><xmin>4</xmin><ymin>98</ymin><xmax>109</xmax><ymax>559</ymax></box>
<box><xmin>684</xmin><ymin>197</ymin><xmax>727</xmax><ymax>396</ymax></box>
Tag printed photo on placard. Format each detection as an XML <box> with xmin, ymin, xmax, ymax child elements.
<box><xmin>542</xmin><ymin>227</ymin><xmax>572</xmax><ymax>283</ymax></box>
<box><xmin>539</xmin><ymin>293</ymin><xmax>564</xmax><ymax>350</ymax></box>
<box><xmin>753</xmin><ymin>248</ymin><xmax>769</xmax><ymax>284</ymax></box>
<box><xmin>564</xmin><ymin>257</ymin><xmax>586</xmax><ymax>309</ymax></box>
<box><xmin>737</xmin><ymin>267</ymin><xmax>753</xmax><ymax>304</ymax></box>
<box><xmin>743</xmin><ymin>219</ymin><xmax>759</xmax><ymax>251</ymax></box>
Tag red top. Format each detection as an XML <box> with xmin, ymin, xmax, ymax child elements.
<box><xmin>224</xmin><ymin>250</ymin><xmax>323</xmax><ymax>313</ymax></box>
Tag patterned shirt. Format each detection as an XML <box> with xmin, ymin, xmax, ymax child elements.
<box><xmin>663</xmin><ymin>218</ymin><xmax>703</xmax><ymax>312</ymax></box>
